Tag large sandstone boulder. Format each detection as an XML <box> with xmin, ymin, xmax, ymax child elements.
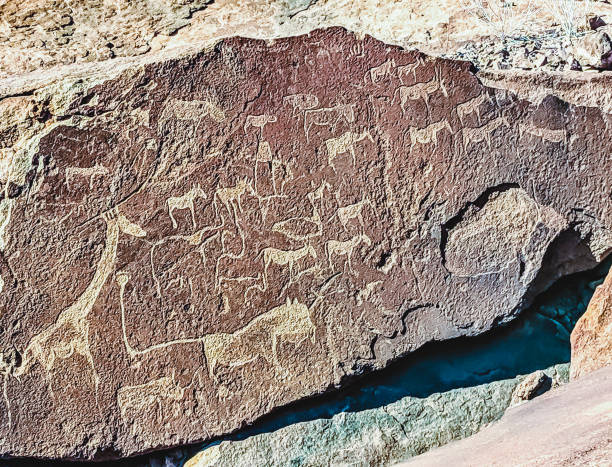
<box><xmin>571</xmin><ymin>268</ymin><xmax>612</xmax><ymax>379</ymax></box>
<box><xmin>0</xmin><ymin>28</ymin><xmax>610</xmax><ymax>460</ymax></box>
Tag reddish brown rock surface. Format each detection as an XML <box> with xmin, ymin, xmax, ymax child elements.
<box><xmin>571</xmin><ymin>268</ymin><xmax>612</xmax><ymax>380</ymax></box>
<box><xmin>0</xmin><ymin>28</ymin><xmax>610</xmax><ymax>460</ymax></box>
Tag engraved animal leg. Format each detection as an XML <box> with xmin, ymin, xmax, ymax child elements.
<box><xmin>271</xmin><ymin>333</ymin><xmax>288</xmax><ymax>379</ymax></box>
<box><xmin>189</xmin><ymin>200</ymin><xmax>196</xmax><ymax>228</ymax></box>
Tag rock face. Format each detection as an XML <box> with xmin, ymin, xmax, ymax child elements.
<box><xmin>181</xmin><ymin>365</ymin><xmax>568</xmax><ymax>467</ymax></box>
<box><xmin>0</xmin><ymin>28</ymin><xmax>611</xmax><ymax>460</ymax></box>
<box><xmin>400</xmin><ymin>364</ymin><xmax>612</xmax><ymax>467</ymax></box>
<box><xmin>571</xmin><ymin>268</ymin><xmax>612</xmax><ymax>379</ymax></box>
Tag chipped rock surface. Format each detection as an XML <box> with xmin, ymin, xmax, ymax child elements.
<box><xmin>184</xmin><ymin>365</ymin><xmax>568</xmax><ymax>467</ymax></box>
<box><xmin>0</xmin><ymin>28</ymin><xmax>611</xmax><ymax>460</ymax></box>
<box><xmin>571</xmin><ymin>268</ymin><xmax>612</xmax><ymax>380</ymax></box>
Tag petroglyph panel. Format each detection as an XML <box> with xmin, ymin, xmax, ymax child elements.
<box><xmin>0</xmin><ymin>28</ymin><xmax>610</xmax><ymax>460</ymax></box>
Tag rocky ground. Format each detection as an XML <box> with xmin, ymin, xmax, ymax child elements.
<box><xmin>399</xmin><ymin>364</ymin><xmax>612</xmax><ymax>466</ymax></box>
<box><xmin>2</xmin><ymin>0</ymin><xmax>612</xmax><ymax>78</ymax></box>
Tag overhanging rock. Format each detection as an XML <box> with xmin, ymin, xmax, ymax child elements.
<box><xmin>0</xmin><ymin>27</ymin><xmax>610</xmax><ymax>460</ymax></box>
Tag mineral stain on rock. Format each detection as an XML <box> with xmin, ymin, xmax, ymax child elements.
<box><xmin>0</xmin><ymin>27</ymin><xmax>610</xmax><ymax>460</ymax></box>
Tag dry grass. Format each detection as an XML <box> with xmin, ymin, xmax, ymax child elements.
<box><xmin>542</xmin><ymin>0</ymin><xmax>592</xmax><ymax>37</ymax></box>
<box><xmin>459</xmin><ymin>0</ymin><xmax>541</xmax><ymax>40</ymax></box>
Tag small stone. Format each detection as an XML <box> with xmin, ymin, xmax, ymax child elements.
<box><xmin>513</xmin><ymin>56</ymin><xmax>533</xmax><ymax>70</ymax></box>
<box><xmin>59</xmin><ymin>15</ymin><xmax>73</xmax><ymax>27</ymax></box>
<box><xmin>572</xmin><ymin>30</ymin><xmax>612</xmax><ymax>69</ymax></box>
<box><xmin>568</xmin><ymin>55</ymin><xmax>583</xmax><ymax>71</ymax></box>
<box><xmin>535</xmin><ymin>54</ymin><xmax>548</xmax><ymax>67</ymax></box>
<box><xmin>588</xmin><ymin>15</ymin><xmax>607</xmax><ymax>31</ymax></box>
<box><xmin>511</xmin><ymin>370</ymin><xmax>550</xmax><ymax>406</ymax></box>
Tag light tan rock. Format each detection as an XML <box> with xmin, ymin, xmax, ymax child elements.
<box><xmin>571</xmin><ymin>268</ymin><xmax>612</xmax><ymax>380</ymax></box>
<box><xmin>572</xmin><ymin>30</ymin><xmax>612</xmax><ymax>69</ymax></box>
<box><xmin>510</xmin><ymin>370</ymin><xmax>547</xmax><ymax>405</ymax></box>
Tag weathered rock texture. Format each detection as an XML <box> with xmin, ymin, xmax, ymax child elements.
<box><xmin>0</xmin><ymin>28</ymin><xmax>611</xmax><ymax>460</ymax></box>
<box><xmin>400</xmin><ymin>364</ymin><xmax>612</xmax><ymax>467</ymax></box>
<box><xmin>4</xmin><ymin>0</ymin><xmax>612</xmax><ymax>79</ymax></box>
<box><xmin>571</xmin><ymin>268</ymin><xmax>612</xmax><ymax>379</ymax></box>
<box><xmin>182</xmin><ymin>365</ymin><xmax>568</xmax><ymax>467</ymax></box>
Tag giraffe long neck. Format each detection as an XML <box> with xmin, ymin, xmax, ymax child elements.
<box><xmin>68</xmin><ymin>217</ymin><xmax>120</xmax><ymax>320</ymax></box>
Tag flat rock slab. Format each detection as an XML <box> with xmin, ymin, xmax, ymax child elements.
<box><xmin>400</xmin><ymin>364</ymin><xmax>612</xmax><ymax>466</ymax></box>
<box><xmin>0</xmin><ymin>28</ymin><xmax>610</xmax><ymax>460</ymax></box>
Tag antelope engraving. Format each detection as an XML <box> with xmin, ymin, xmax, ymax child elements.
<box><xmin>15</xmin><ymin>208</ymin><xmax>146</xmax><ymax>394</ymax></box>
<box><xmin>456</xmin><ymin>92</ymin><xmax>492</xmax><ymax>124</ymax></box>
<box><xmin>261</xmin><ymin>244</ymin><xmax>317</xmax><ymax>289</ymax></box>
<box><xmin>462</xmin><ymin>116</ymin><xmax>510</xmax><ymax>150</ymax></box>
<box><xmin>365</xmin><ymin>59</ymin><xmax>396</xmax><ymax>84</ymax></box>
<box><xmin>307</xmin><ymin>180</ymin><xmax>332</xmax><ymax>213</ymax></box>
<box><xmin>213</xmin><ymin>178</ymin><xmax>253</xmax><ymax>226</ymax></box>
<box><xmin>393</xmin><ymin>68</ymin><xmax>448</xmax><ymax>114</ymax></box>
<box><xmin>304</xmin><ymin>103</ymin><xmax>356</xmax><ymax>142</ymax></box>
<box><xmin>244</xmin><ymin>114</ymin><xmax>277</xmax><ymax>135</ymax></box>
<box><xmin>519</xmin><ymin>123</ymin><xmax>567</xmax><ymax>144</ymax></box>
<box><xmin>203</xmin><ymin>298</ymin><xmax>317</xmax><ymax>380</ymax></box>
<box><xmin>333</xmin><ymin>195</ymin><xmax>373</xmax><ymax>231</ymax></box>
<box><xmin>326</xmin><ymin>130</ymin><xmax>374</xmax><ymax>172</ymax></box>
<box><xmin>327</xmin><ymin>234</ymin><xmax>372</xmax><ymax>274</ymax></box>
<box><xmin>409</xmin><ymin>120</ymin><xmax>453</xmax><ymax>149</ymax></box>
<box><xmin>397</xmin><ymin>57</ymin><xmax>429</xmax><ymax>83</ymax></box>
<box><xmin>161</xmin><ymin>99</ymin><xmax>225</xmax><ymax>126</ymax></box>
<box><xmin>167</xmin><ymin>185</ymin><xmax>207</xmax><ymax>229</ymax></box>
<box><xmin>65</xmin><ymin>164</ymin><xmax>109</xmax><ymax>190</ymax></box>
<box><xmin>284</xmin><ymin>93</ymin><xmax>320</xmax><ymax>117</ymax></box>
<box><xmin>117</xmin><ymin>373</ymin><xmax>185</xmax><ymax>433</ymax></box>
<box><xmin>356</xmin><ymin>280</ymin><xmax>383</xmax><ymax>305</ymax></box>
